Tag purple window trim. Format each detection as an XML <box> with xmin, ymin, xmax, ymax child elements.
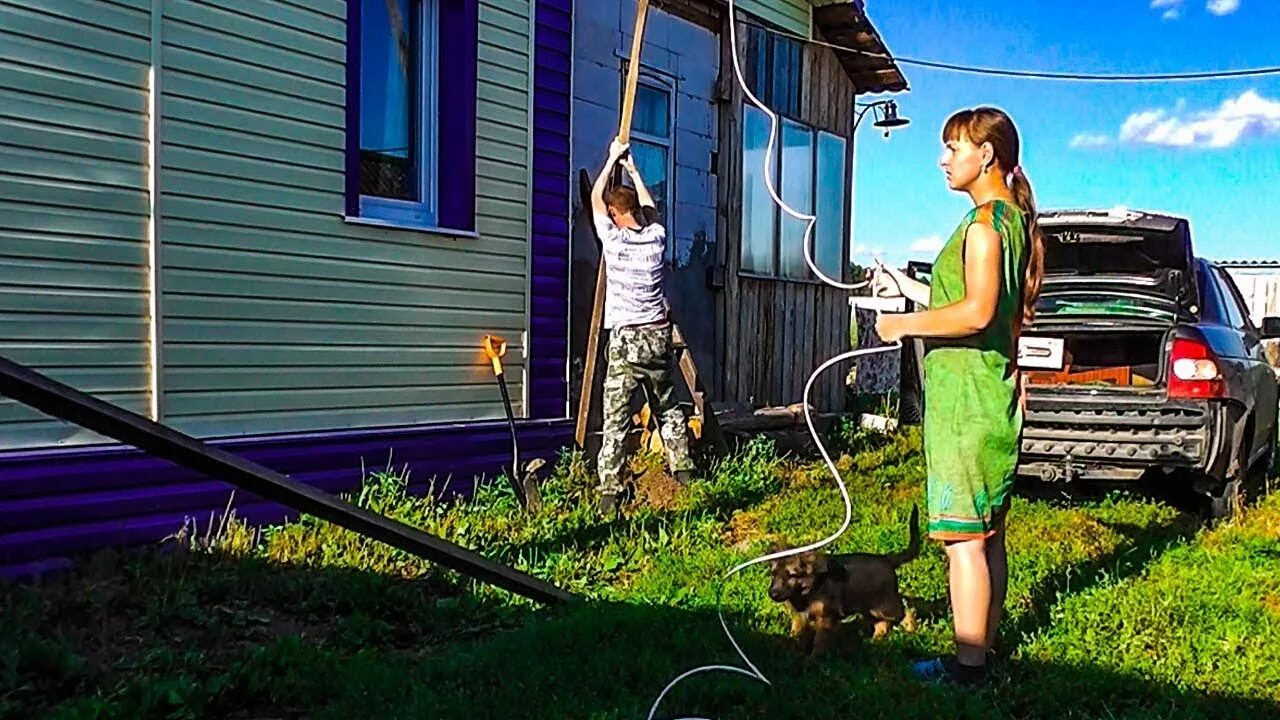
<box><xmin>437</xmin><ymin>0</ymin><xmax>479</xmax><ymax>232</ymax></box>
<box><xmin>344</xmin><ymin>0</ymin><xmax>478</xmax><ymax>231</ymax></box>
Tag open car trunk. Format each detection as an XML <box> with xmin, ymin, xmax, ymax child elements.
<box><xmin>1021</xmin><ymin>326</ymin><xmax>1167</xmax><ymax>390</ymax></box>
<box><xmin>1038</xmin><ymin>209</ymin><xmax>1198</xmax><ymax>313</ymax></box>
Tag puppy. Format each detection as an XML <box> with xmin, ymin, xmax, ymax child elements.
<box><xmin>766</xmin><ymin>505</ymin><xmax>920</xmax><ymax>655</ymax></box>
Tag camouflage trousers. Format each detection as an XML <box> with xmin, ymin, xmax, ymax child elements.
<box><xmin>598</xmin><ymin>322</ymin><xmax>693</xmax><ymax>495</ymax></box>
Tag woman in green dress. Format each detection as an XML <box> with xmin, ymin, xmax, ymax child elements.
<box><xmin>872</xmin><ymin>106</ymin><xmax>1044</xmax><ymax>685</ymax></box>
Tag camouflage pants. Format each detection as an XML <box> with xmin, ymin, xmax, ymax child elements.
<box><xmin>598</xmin><ymin>322</ymin><xmax>692</xmax><ymax>495</ymax></box>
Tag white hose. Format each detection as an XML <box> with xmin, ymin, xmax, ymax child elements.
<box><xmin>644</xmin><ymin>2</ymin><xmax>904</xmax><ymax>717</ymax></box>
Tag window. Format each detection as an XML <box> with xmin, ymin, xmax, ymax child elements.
<box><xmin>1214</xmin><ymin>267</ymin><xmax>1254</xmax><ymax>331</ymax></box>
<box><xmin>743</xmin><ymin>24</ymin><xmax>803</xmax><ymax>119</ymax></box>
<box><xmin>740</xmin><ymin>105</ymin><xmax>848</xmax><ymax>281</ymax></box>
<box><xmin>345</xmin><ymin>0</ymin><xmax>478</xmax><ymax>233</ymax></box>
<box><xmin>629</xmin><ymin>79</ymin><xmax>673</xmax><ymax>241</ymax></box>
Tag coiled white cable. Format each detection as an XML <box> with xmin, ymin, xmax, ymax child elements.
<box><xmin>644</xmin><ymin>2</ymin><xmax>905</xmax><ymax>717</ymax></box>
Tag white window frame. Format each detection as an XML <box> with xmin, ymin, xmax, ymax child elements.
<box><xmin>359</xmin><ymin>0</ymin><xmax>440</xmax><ymax>228</ymax></box>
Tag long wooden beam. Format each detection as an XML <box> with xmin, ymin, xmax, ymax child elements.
<box><xmin>575</xmin><ymin>0</ymin><xmax>652</xmax><ymax>448</ymax></box>
<box><xmin>0</xmin><ymin>354</ymin><xmax>573</xmax><ymax>606</ymax></box>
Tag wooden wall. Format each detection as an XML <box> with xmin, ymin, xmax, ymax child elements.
<box><xmin>715</xmin><ymin>17</ymin><xmax>857</xmax><ymax>411</ymax></box>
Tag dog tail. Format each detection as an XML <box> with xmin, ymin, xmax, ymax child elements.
<box><xmin>886</xmin><ymin>504</ymin><xmax>921</xmax><ymax>568</ymax></box>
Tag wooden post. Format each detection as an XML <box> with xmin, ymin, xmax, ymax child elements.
<box><xmin>574</xmin><ymin>0</ymin><xmax>651</xmax><ymax>448</ymax></box>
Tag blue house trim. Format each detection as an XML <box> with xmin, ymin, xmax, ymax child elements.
<box><xmin>529</xmin><ymin>0</ymin><xmax>572</xmax><ymax>419</ymax></box>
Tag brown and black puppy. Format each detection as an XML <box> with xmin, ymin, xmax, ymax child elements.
<box><xmin>766</xmin><ymin>505</ymin><xmax>920</xmax><ymax>655</ymax></box>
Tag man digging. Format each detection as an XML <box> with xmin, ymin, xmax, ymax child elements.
<box><xmin>590</xmin><ymin>138</ymin><xmax>694</xmax><ymax>515</ymax></box>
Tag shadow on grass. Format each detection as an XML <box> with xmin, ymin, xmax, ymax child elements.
<box><xmin>348</xmin><ymin>598</ymin><xmax>1275</xmax><ymax>720</ymax></box>
<box><xmin>3</xmin><ymin>526</ymin><xmax>1272</xmax><ymax>720</ymax></box>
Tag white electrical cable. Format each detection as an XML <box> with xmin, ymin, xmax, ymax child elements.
<box><xmin>644</xmin><ymin>1</ymin><xmax>905</xmax><ymax>717</ymax></box>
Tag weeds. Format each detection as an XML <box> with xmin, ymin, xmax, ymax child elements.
<box><xmin>2</xmin><ymin>427</ymin><xmax>1277</xmax><ymax>719</ymax></box>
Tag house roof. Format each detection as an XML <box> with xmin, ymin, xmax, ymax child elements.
<box><xmin>812</xmin><ymin>1</ymin><xmax>909</xmax><ymax>94</ymax></box>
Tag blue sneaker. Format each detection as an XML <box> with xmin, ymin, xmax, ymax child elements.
<box><xmin>911</xmin><ymin>656</ymin><xmax>989</xmax><ymax>686</ymax></box>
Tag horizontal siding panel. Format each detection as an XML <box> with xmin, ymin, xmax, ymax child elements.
<box><xmin>165</xmin><ymin>402</ymin><xmax>517</xmax><ymax>448</ymax></box>
<box><xmin>0</xmin><ymin>202</ymin><xmax>147</xmax><ymax>240</ymax></box>
<box><xmin>163</xmin><ymin>267</ymin><xmax>523</xmax><ymax>307</ymax></box>
<box><xmin>163</xmin><ymin>98</ymin><xmax>345</xmax><ymax>155</ymax></box>
<box><xmin>479</xmin><ymin>63</ymin><xmax>530</xmax><ymax>94</ymax></box>
<box><xmin>0</xmin><ymin>2</ymin><xmax>151</xmax><ymax>449</ymax></box>
<box><xmin>165</xmin><ymin>385</ymin><xmax>505</xmax><ymax>418</ymax></box>
<box><xmin>2</xmin><ymin>174</ymin><xmax>147</xmax><ymax>216</ymax></box>
<box><xmin>480</xmin><ymin>4</ymin><xmax>531</xmax><ymax>38</ymax></box>
<box><xmin>164</xmin><ymin>345</ymin><xmax>501</xmax><ymax>368</ymax></box>
<box><xmin>163</xmin><ymin>197</ymin><xmax>529</xmax><ymax>253</ymax></box>
<box><xmin>163</xmin><ymin>296</ymin><xmax>524</xmax><ymax>329</ymax></box>
<box><xmin>165</xmin><ymin>0</ymin><xmax>343</xmax><ymax>61</ymax></box>
<box><xmin>2</xmin><ymin>143</ymin><xmax>144</xmax><ymax>190</ymax></box>
<box><xmin>1</xmin><ymin>118</ymin><xmax>146</xmax><ymax>165</ymax></box>
<box><xmin>0</xmin><ymin>91</ymin><xmax>142</xmax><ymax>141</ymax></box>
<box><xmin>162</xmin><ymin>47</ymin><xmax>344</xmax><ymax>106</ymax></box>
<box><xmin>0</xmin><ymin>56</ymin><xmax>145</xmax><ymax>110</ymax></box>
<box><xmin>162</xmin><ymin>71</ymin><xmax>339</xmax><ymax>129</ymax></box>
<box><xmin>0</xmin><ymin>0</ymin><xmax>149</xmax><ymax>37</ymax></box>
<box><xmin>162</xmin><ymin>320</ymin><xmax>526</xmax><ymax>346</ymax></box>
<box><xmin>163</xmin><ymin>21</ymin><xmax>343</xmax><ymax>87</ymax></box>
<box><xmin>163</xmin><ymin>366</ymin><xmax>512</xmax><ymax>393</ymax></box>
<box><xmin>1</xmin><ymin>232</ymin><xmax>144</xmax><ymax>266</ymax></box>
<box><xmin>0</xmin><ymin>341</ymin><xmax>151</xmax><ymax>368</ymax></box>
<box><xmin>0</xmin><ymin>317</ymin><xmax>147</xmax><ymax>343</ymax></box>
<box><xmin>0</xmin><ymin>288</ymin><xmax>145</xmax><ymax>317</ymax></box>
<box><xmin>160</xmin><ymin>221</ymin><xmax>527</xmax><ymax>276</ymax></box>
<box><xmin>161</xmin><ymin>145</ymin><xmax>340</xmax><ymax>193</ymax></box>
<box><xmin>0</xmin><ymin>4</ymin><xmax>150</xmax><ymax>62</ymax></box>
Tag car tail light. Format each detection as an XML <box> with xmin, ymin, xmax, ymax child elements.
<box><xmin>1168</xmin><ymin>338</ymin><xmax>1224</xmax><ymax>398</ymax></box>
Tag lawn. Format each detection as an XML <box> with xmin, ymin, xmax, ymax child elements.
<box><xmin>2</xmin><ymin>428</ymin><xmax>1278</xmax><ymax>719</ymax></box>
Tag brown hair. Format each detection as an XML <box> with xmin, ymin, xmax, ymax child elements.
<box><xmin>604</xmin><ymin>185</ymin><xmax>641</xmax><ymax>217</ymax></box>
<box><xmin>943</xmin><ymin>107</ymin><xmax>1045</xmax><ymax>324</ymax></box>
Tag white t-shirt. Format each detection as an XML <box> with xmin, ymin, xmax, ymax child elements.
<box><xmin>594</xmin><ymin>213</ymin><xmax>667</xmax><ymax>330</ymax></box>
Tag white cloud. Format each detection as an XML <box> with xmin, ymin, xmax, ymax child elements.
<box><xmin>1070</xmin><ymin>133</ymin><xmax>1113</xmax><ymax>149</ymax></box>
<box><xmin>1207</xmin><ymin>0</ymin><xmax>1240</xmax><ymax>16</ymax></box>
<box><xmin>1151</xmin><ymin>0</ymin><xmax>1183</xmax><ymax>19</ymax></box>
<box><xmin>855</xmin><ymin>243</ymin><xmax>885</xmax><ymax>260</ymax></box>
<box><xmin>1118</xmin><ymin>90</ymin><xmax>1280</xmax><ymax>149</ymax></box>
<box><xmin>908</xmin><ymin>235</ymin><xmax>945</xmax><ymax>253</ymax></box>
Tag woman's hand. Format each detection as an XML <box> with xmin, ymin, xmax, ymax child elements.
<box><xmin>875</xmin><ymin>314</ymin><xmax>910</xmax><ymax>343</ymax></box>
<box><xmin>868</xmin><ymin>262</ymin><xmax>904</xmax><ymax>298</ymax></box>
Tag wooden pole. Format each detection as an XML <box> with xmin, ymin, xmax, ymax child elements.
<box><xmin>575</xmin><ymin>0</ymin><xmax>651</xmax><ymax>448</ymax></box>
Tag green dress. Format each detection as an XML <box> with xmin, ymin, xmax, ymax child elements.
<box><xmin>923</xmin><ymin>199</ymin><xmax>1028</xmax><ymax>540</ymax></box>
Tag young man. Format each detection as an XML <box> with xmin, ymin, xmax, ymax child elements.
<box><xmin>589</xmin><ymin>138</ymin><xmax>693</xmax><ymax>514</ymax></box>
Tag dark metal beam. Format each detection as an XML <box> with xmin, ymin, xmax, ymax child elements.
<box><xmin>0</xmin><ymin>354</ymin><xmax>574</xmax><ymax>606</ymax></box>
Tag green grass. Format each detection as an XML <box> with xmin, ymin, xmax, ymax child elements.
<box><xmin>2</xmin><ymin>430</ymin><xmax>1278</xmax><ymax>719</ymax></box>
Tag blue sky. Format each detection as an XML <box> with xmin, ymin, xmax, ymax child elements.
<box><xmin>848</xmin><ymin>0</ymin><xmax>1280</xmax><ymax>267</ymax></box>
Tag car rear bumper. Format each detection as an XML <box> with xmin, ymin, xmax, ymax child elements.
<box><xmin>1017</xmin><ymin>395</ymin><xmax>1229</xmax><ymax>483</ymax></box>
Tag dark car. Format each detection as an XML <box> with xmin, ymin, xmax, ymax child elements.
<box><xmin>899</xmin><ymin>208</ymin><xmax>1280</xmax><ymax>520</ymax></box>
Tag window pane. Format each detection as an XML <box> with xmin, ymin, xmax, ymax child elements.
<box><xmin>770</xmin><ymin>37</ymin><xmax>803</xmax><ymax>118</ymax></box>
<box><xmin>814</xmin><ymin>132</ymin><xmax>847</xmax><ymax>281</ymax></box>
<box><xmin>360</xmin><ymin>0</ymin><xmax>417</xmax><ymax>200</ymax></box>
<box><xmin>743</xmin><ymin>24</ymin><xmax>768</xmax><ymax>104</ymax></box>
<box><xmin>630</xmin><ymin>140</ymin><xmax>668</xmax><ymax>223</ymax></box>
<box><xmin>741</xmin><ymin>104</ymin><xmax>776</xmax><ymax>275</ymax></box>
<box><xmin>633</xmin><ymin>84</ymin><xmax>670</xmax><ymax>138</ymax></box>
<box><xmin>779</xmin><ymin>120</ymin><xmax>814</xmax><ymax>279</ymax></box>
